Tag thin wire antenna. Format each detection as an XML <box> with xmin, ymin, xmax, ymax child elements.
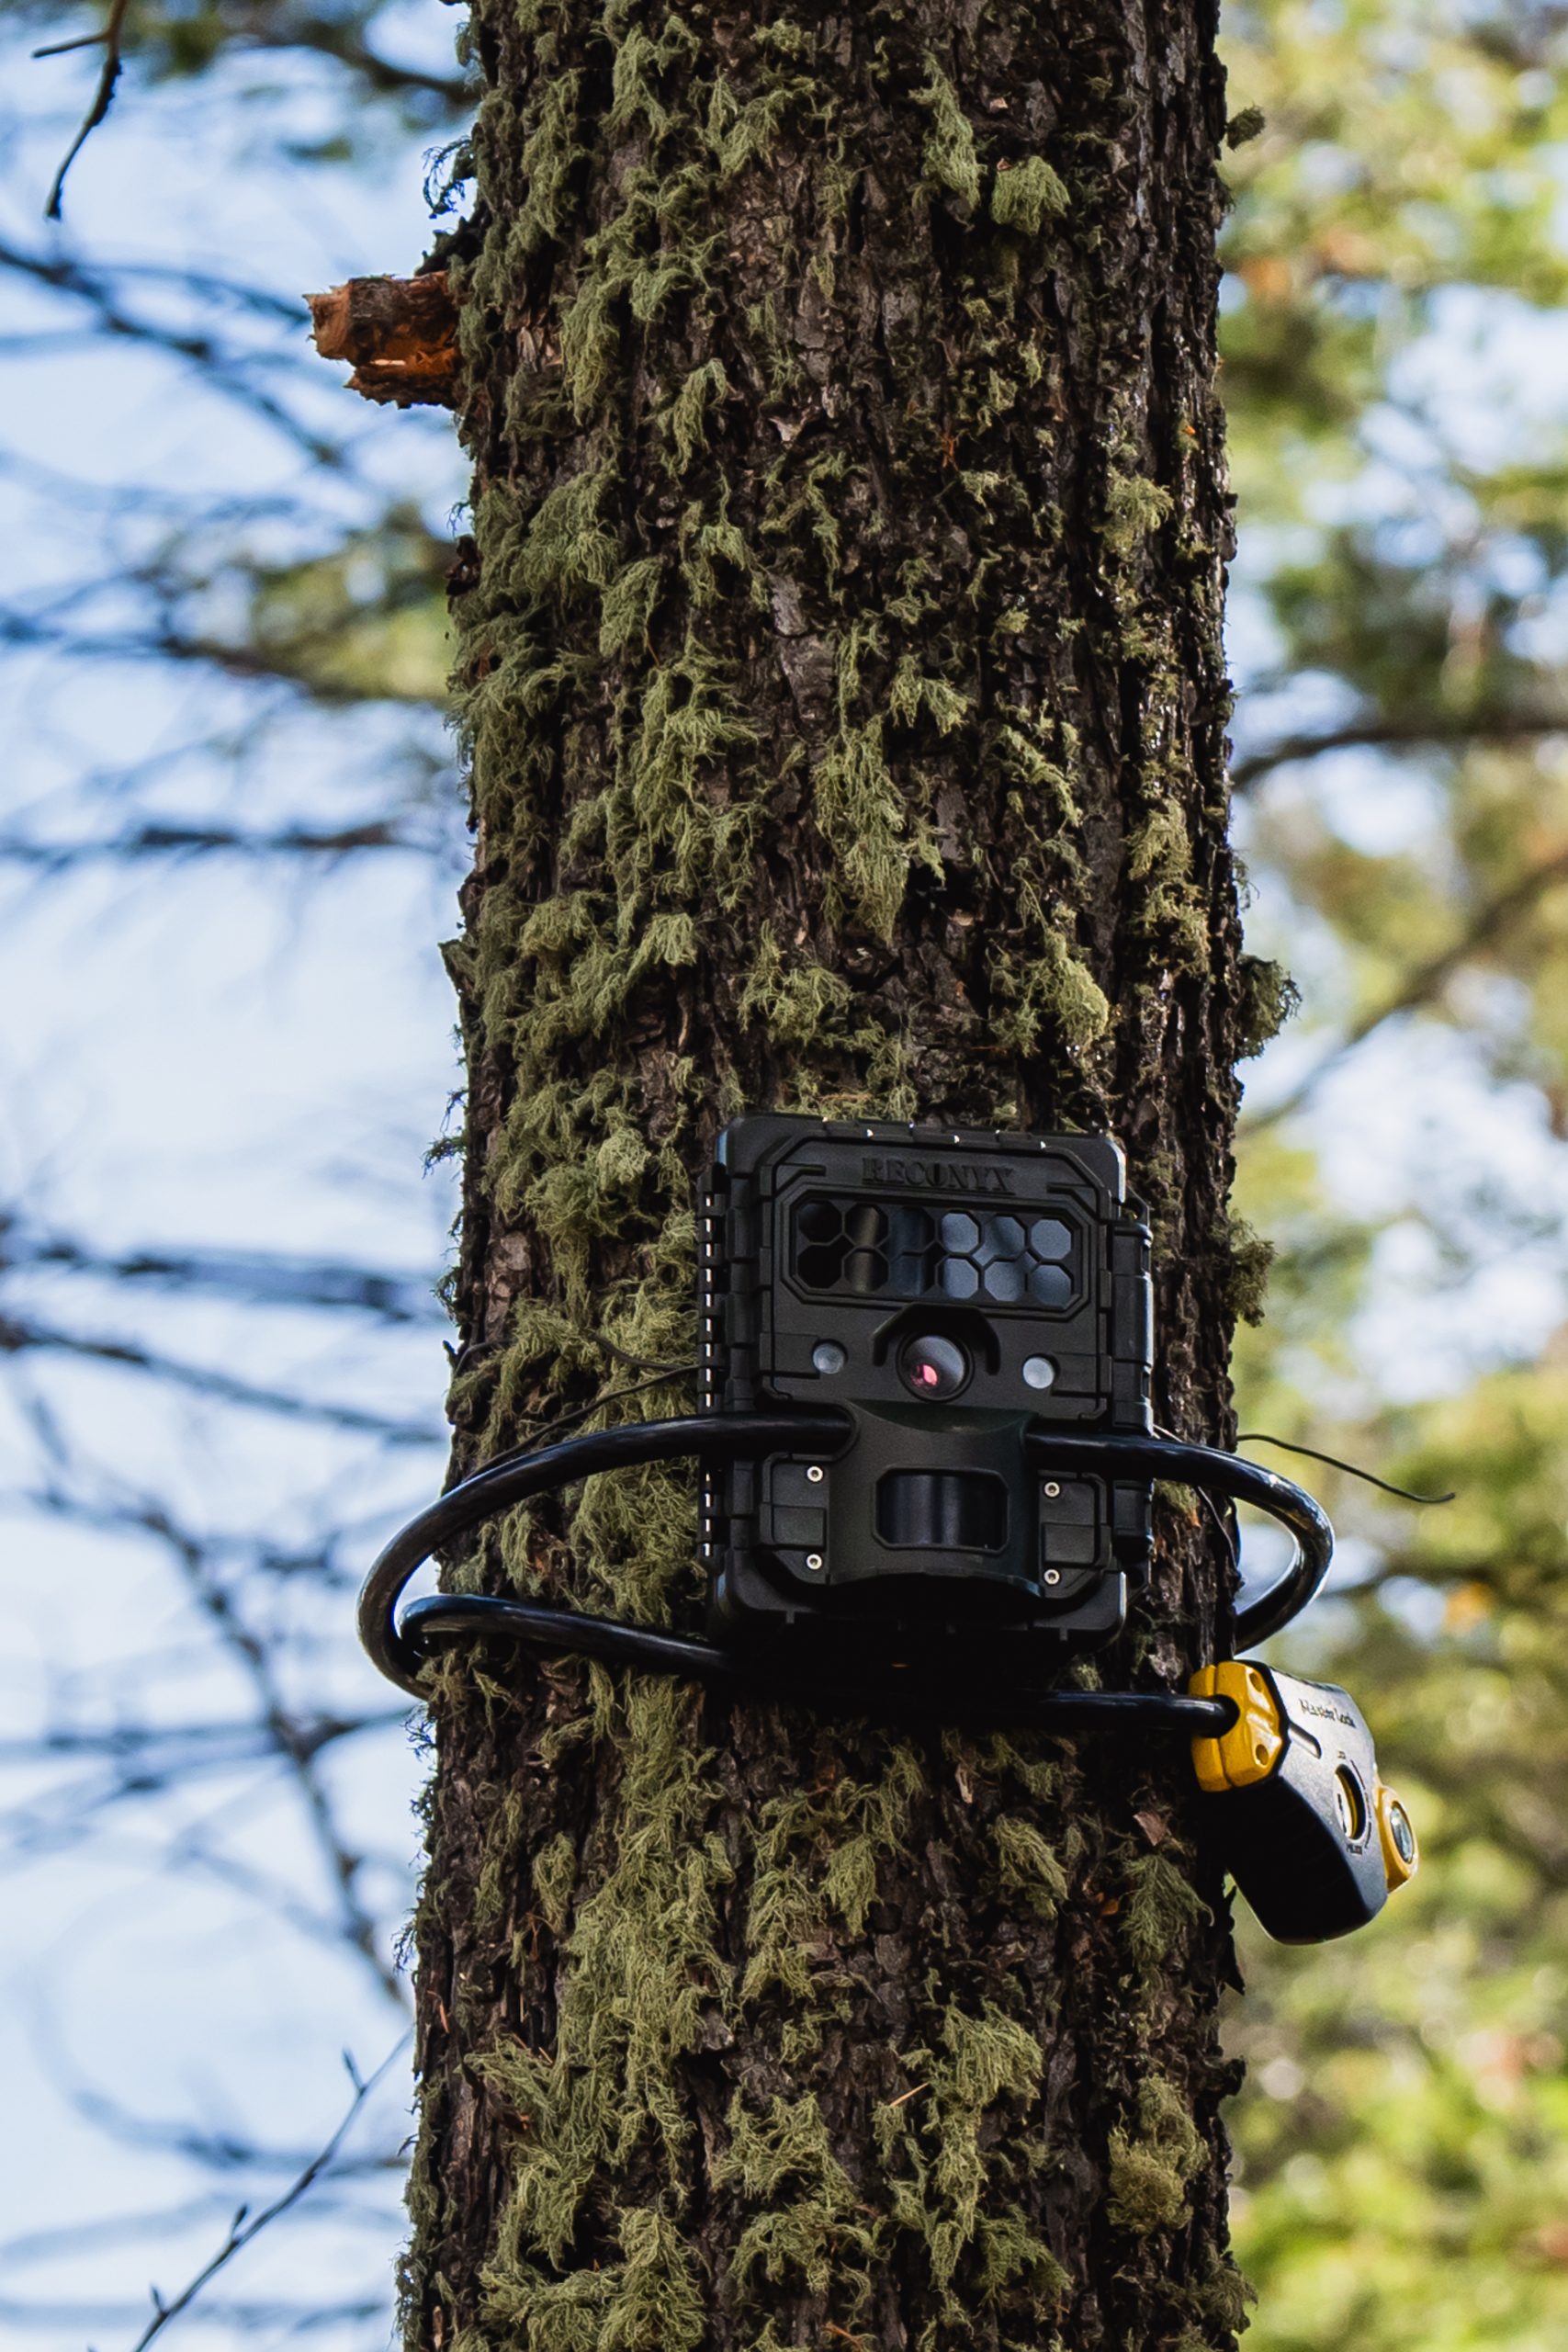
<box><xmin>1193</xmin><ymin>1483</ymin><xmax>1239</xmax><ymax>1577</ymax></box>
<box><xmin>1153</xmin><ymin>1424</ymin><xmax>1238</xmax><ymax>1575</ymax></box>
<box><xmin>1236</xmin><ymin>1431</ymin><xmax>1455</xmax><ymax>1506</ymax></box>
<box><xmin>362</xmin><ymin>1417</ymin><xmax>1336</xmax><ymax>1693</ymax></box>
<box><xmin>598</xmin><ymin>1336</ymin><xmax>696</xmax><ymax>1374</ymax></box>
<box><xmin>471</xmin><ymin>1364</ymin><xmax>697</xmax><ymax>1476</ymax></box>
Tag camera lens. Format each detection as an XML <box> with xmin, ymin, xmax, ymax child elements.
<box><xmin>897</xmin><ymin>1332</ymin><xmax>971</xmax><ymax>1400</ymax></box>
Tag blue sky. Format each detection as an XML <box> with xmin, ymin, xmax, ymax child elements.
<box><xmin>7</xmin><ymin>9</ymin><xmax>1568</xmax><ymax>2345</ymax></box>
<box><xmin>2</xmin><ymin>17</ymin><xmax>464</xmax><ymax>2342</ymax></box>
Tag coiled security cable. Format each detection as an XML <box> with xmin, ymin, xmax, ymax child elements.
<box><xmin>357</xmin><ymin>1411</ymin><xmax>1333</xmax><ymax>1730</ymax></box>
<box><xmin>1017</xmin><ymin>1430</ymin><xmax>1334</xmax><ymax>1651</ymax></box>
<box><xmin>358</xmin><ymin>1412</ymin><xmax>836</xmax><ymax>1698</ymax></box>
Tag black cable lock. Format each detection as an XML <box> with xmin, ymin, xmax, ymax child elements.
<box><xmin>358</xmin><ymin>1115</ymin><xmax>1420</xmax><ymax>1942</ymax></box>
<box><xmin>358</xmin><ymin>1413</ymin><xmax>1329</xmax><ymax>1708</ymax></box>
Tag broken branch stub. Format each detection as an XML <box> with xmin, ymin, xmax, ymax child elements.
<box><xmin>306</xmin><ymin>274</ymin><xmax>459</xmax><ymax>409</ymax></box>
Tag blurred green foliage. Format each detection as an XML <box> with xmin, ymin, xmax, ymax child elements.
<box><xmin>241</xmin><ymin>504</ymin><xmax>454</xmax><ymax>702</ymax></box>
<box><xmin>20</xmin><ymin>0</ymin><xmax>1568</xmax><ymax>2338</ymax></box>
<box><xmin>1221</xmin><ymin>5</ymin><xmax>1568</xmax><ymax>2341</ymax></box>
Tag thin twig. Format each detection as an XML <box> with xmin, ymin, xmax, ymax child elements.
<box><xmin>474</xmin><ymin>1365</ymin><xmax>695</xmax><ymax>1473</ymax></box>
<box><xmin>0</xmin><ymin>605</ymin><xmax>437</xmax><ymax>705</ymax></box>
<box><xmin>121</xmin><ymin>2041</ymin><xmax>408</xmax><ymax>2352</ymax></box>
<box><xmin>0</xmin><ymin>1309</ymin><xmax>441</xmax><ymax>1442</ymax></box>
<box><xmin>1243</xmin><ymin>842</ymin><xmax>1568</xmax><ymax>1132</ymax></box>
<box><xmin>0</xmin><ymin>238</ymin><xmax>352</xmax><ymax>465</ymax></box>
<box><xmin>44</xmin><ymin>0</ymin><xmax>132</xmax><ymax>220</ymax></box>
<box><xmin>0</xmin><ymin>236</ymin><xmax>310</xmax><ymax>324</ymax></box>
<box><xmin>1151</xmin><ymin>1421</ymin><xmax>1240</xmax><ymax>1576</ymax></box>
<box><xmin>1229</xmin><ymin>707</ymin><xmax>1568</xmax><ymax>793</ymax></box>
<box><xmin>231</xmin><ymin>13</ymin><xmax>468</xmax><ymax>106</ymax></box>
<box><xmin>32</xmin><ymin>32</ymin><xmax>112</xmax><ymax>60</ymax></box>
<box><xmin>5</xmin><ymin>1452</ymin><xmax>415</xmax><ymax>2001</ymax></box>
<box><xmin>6</xmin><ymin>1223</ymin><xmax>445</xmax><ymax>1323</ymax></box>
<box><xmin>99</xmin><ymin>1495</ymin><xmax>411</xmax><ymax>2002</ymax></box>
<box><xmin>0</xmin><ymin>817</ymin><xmax>422</xmax><ymax>865</ymax></box>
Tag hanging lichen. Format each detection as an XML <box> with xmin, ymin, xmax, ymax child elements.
<box><xmin>406</xmin><ymin>2</ymin><xmax>1258</xmax><ymax>2347</ymax></box>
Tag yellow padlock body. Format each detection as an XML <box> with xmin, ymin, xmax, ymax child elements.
<box><xmin>1376</xmin><ymin>1782</ymin><xmax>1419</xmax><ymax>1890</ymax></box>
<box><xmin>1189</xmin><ymin>1660</ymin><xmax>1285</xmax><ymax>1793</ymax></box>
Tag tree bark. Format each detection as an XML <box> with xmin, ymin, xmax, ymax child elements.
<box><xmin>406</xmin><ymin>5</ymin><xmax>1264</xmax><ymax>2348</ymax></box>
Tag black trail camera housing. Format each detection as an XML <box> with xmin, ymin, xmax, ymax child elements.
<box><xmin>700</xmin><ymin>1114</ymin><xmax>1155</xmax><ymax>1659</ymax></box>
<box><xmin>360</xmin><ymin>1109</ymin><xmax>1423</xmax><ymax>1946</ymax></box>
<box><xmin>1190</xmin><ymin>1662</ymin><xmax>1418</xmax><ymax>1942</ymax></box>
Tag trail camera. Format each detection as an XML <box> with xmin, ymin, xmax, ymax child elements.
<box><xmin>699</xmin><ymin>1114</ymin><xmax>1155</xmax><ymax>1655</ymax></box>
<box><xmin>363</xmin><ymin>1106</ymin><xmax>1423</xmax><ymax>1947</ymax></box>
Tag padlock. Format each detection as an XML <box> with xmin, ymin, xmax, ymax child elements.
<box><xmin>1189</xmin><ymin>1661</ymin><xmax>1417</xmax><ymax>1944</ymax></box>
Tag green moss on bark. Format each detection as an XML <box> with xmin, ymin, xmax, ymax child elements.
<box><xmin>408</xmin><ymin>2</ymin><xmax>1258</xmax><ymax>2347</ymax></box>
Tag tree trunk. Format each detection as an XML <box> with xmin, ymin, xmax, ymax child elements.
<box><xmin>407</xmin><ymin>5</ymin><xmax>1262</xmax><ymax>2348</ymax></box>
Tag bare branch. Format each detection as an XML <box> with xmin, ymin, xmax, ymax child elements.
<box><xmin>33</xmin><ymin>33</ymin><xmax>117</xmax><ymax>60</ymax></box>
<box><xmin>0</xmin><ymin>817</ymin><xmax>427</xmax><ymax>865</ymax></box>
<box><xmin>42</xmin><ymin>0</ymin><xmax>133</xmax><ymax>220</ymax></box>
<box><xmin>0</xmin><ymin>1709</ymin><xmax>401</xmax><ymax>1773</ymax></box>
<box><xmin>0</xmin><ymin>236</ymin><xmax>310</xmax><ymax>325</ymax></box>
<box><xmin>5</xmin><ymin>1223</ymin><xmax>445</xmax><ymax>1322</ymax></box>
<box><xmin>121</xmin><ymin>2040</ymin><xmax>408</xmax><ymax>2352</ymax></box>
<box><xmin>0</xmin><ymin>1309</ymin><xmax>441</xmax><ymax>1442</ymax></box>
<box><xmin>177</xmin><ymin>5</ymin><xmax>470</xmax><ymax>107</ymax></box>
<box><xmin>1244</xmin><ymin>842</ymin><xmax>1568</xmax><ymax>1131</ymax></box>
<box><xmin>0</xmin><ymin>604</ymin><xmax>439</xmax><ymax>707</ymax></box>
<box><xmin>68</xmin><ymin>2103</ymin><xmax>403</xmax><ymax>2185</ymax></box>
<box><xmin>13</xmin><ymin>1472</ymin><xmax>389</xmax><ymax>1597</ymax></box>
<box><xmin>0</xmin><ymin>1702</ymin><xmax>411</xmax><ymax>1862</ymax></box>
<box><xmin>237</xmin><ymin>11</ymin><xmax>469</xmax><ymax>106</ymax></box>
<box><xmin>0</xmin><ymin>237</ymin><xmax>352</xmax><ymax>465</ymax></box>
<box><xmin>49</xmin><ymin>1489</ymin><xmax>417</xmax><ymax>2000</ymax></box>
<box><xmin>0</xmin><ymin>2187</ymin><xmax>395</xmax><ymax>2271</ymax></box>
<box><xmin>0</xmin><ymin>2290</ymin><xmax>386</xmax><ymax>2335</ymax></box>
<box><xmin>1230</xmin><ymin>707</ymin><xmax>1568</xmax><ymax>793</ymax></box>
